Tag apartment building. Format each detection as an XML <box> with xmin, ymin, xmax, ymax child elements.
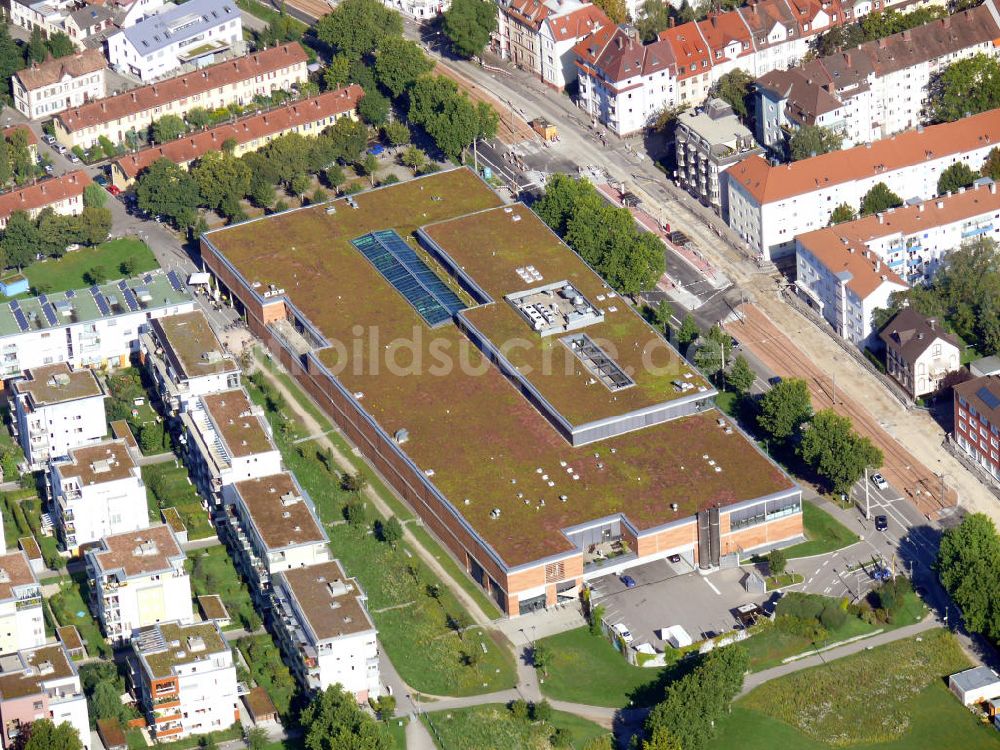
<box><xmin>0</xmin><ymin>644</ymin><xmax>90</xmax><ymax>750</ymax></box>
<box><xmin>879</xmin><ymin>308</ymin><xmax>960</xmax><ymax>399</ymax></box>
<box><xmin>50</xmin><ymin>440</ymin><xmax>149</xmax><ymax>555</ymax></box>
<box><xmin>108</xmin><ymin>0</ymin><xmax>243</xmax><ymax>82</ymax></box>
<box><xmin>675</xmin><ymin>97</ymin><xmax>762</xmax><ymax>216</ymax></box>
<box><xmin>141</xmin><ymin>309</ymin><xmax>240</xmax><ymax>415</ymax></box>
<box><xmin>86</xmin><ymin>524</ymin><xmax>193</xmax><ymax>643</ymax></box>
<box><xmin>0</xmin><ymin>552</ymin><xmax>44</xmax><ymax>657</ymax></box>
<box><xmin>11</xmin><ymin>49</ymin><xmax>107</xmax><ymax>121</ymax></box>
<box><xmin>9</xmin><ymin>0</ymin><xmax>114</xmax><ymax>52</ymax></box>
<box><xmin>0</xmin><ymin>171</ymin><xmax>90</xmax><ymax>230</ymax></box>
<box><xmin>382</xmin><ymin>0</ymin><xmax>447</xmax><ymax>18</ymax></box>
<box><xmin>954</xmin><ymin>375</ymin><xmax>1000</xmax><ymax>480</ymax></box>
<box><xmin>111</xmin><ymin>86</ymin><xmax>363</xmax><ymax>189</ymax></box>
<box><xmin>272</xmin><ymin>560</ymin><xmax>380</xmax><ymax>701</ymax></box>
<box><xmin>181</xmin><ymin>388</ymin><xmax>281</xmax><ymax>507</ymax></box>
<box><xmin>755</xmin><ymin>0</ymin><xmax>1000</xmax><ymax>150</ymax></box>
<box><xmin>221</xmin><ymin>472</ymin><xmax>329</xmax><ymax>595</ymax></box>
<box><xmin>54</xmin><ymin>43</ymin><xmax>308</xmax><ymax>149</ymax></box>
<box><xmin>727</xmin><ymin>108</ymin><xmax>1000</xmax><ymax>259</ymax></box>
<box><xmin>11</xmin><ymin>364</ymin><xmax>107</xmax><ymax>471</ymax></box>
<box><xmin>131</xmin><ymin>621</ymin><xmax>239</xmax><ymax>742</ymax></box>
<box><xmin>0</xmin><ymin>271</ymin><xmax>194</xmax><ymax>379</ymax></box>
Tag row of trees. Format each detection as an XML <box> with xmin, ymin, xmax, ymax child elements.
<box><xmin>930</xmin><ymin>53</ymin><xmax>1000</xmax><ymax>124</ymax></box>
<box><xmin>0</xmin><ymin>22</ymin><xmax>77</xmax><ymax>102</ymax></box>
<box><xmin>812</xmin><ymin>6</ymin><xmax>947</xmax><ymax>57</ymax></box>
<box><xmin>0</xmin><ymin>127</ymin><xmax>40</xmax><ymax>188</ymax></box>
<box><xmin>937</xmin><ymin>512</ymin><xmax>1000</xmax><ymax>642</ymax></box>
<box><xmin>534</xmin><ymin>174</ymin><xmax>665</xmax><ymax>294</ymax></box>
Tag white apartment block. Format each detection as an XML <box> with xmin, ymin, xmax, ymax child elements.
<box><xmin>86</xmin><ymin>524</ymin><xmax>193</xmax><ymax>644</ymax></box>
<box><xmin>181</xmin><ymin>388</ymin><xmax>282</xmax><ymax>507</ymax></box>
<box><xmin>221</xmin><ymin>472</ymin><xmax>329</xmax><ymax>595</ymax></box>
<box><xmin>108</xmin><ymin>0</ymin><xmax>243</xmax><ymax>82</ymax></box>
<box><xmin>0</xmin><ymin>645</ymin><xmax>90</xmax><ymax>750</ymax></box>
<box><xmin>9</xmin><ymin>0</ymin><xmax>114</xmax><ymax>52</ymax></box>
<box><xmin>0</xmin><ymin>552</ymin><xmax>44</xmax><ymax>657</ymax></box>
<box><xmin>272</xmin><ymin>560</ymin><xmax>380</xmax><ymax>701</ymax></box>
<box><xmin>131</xmin><ymin>621</ymin><xmax>239</xmax><ymax>742</ymax></box>
<box><xmin>755</xmin><ymin>1</ymin><xmax>1000</xmax><ymax>150</ymax></box>
<box><xmin>11</xmin><ymin>364</ymin><xmax>107</xmax><ymax>471</ymax></box>
<box><xmin>727</xmin><ymin>108</ymin><xmax>1000</xmax><ymax>260</ymax></box>
<box><xmin>11</xmin><ymin>49</ymin><xmax>107</xmax><ymax>121</ymax></box>
<box><xmin>0</xmin><ymin>270</ymin><xmax>195</xmax><ymax>379</ymax></box>
<box><xmin>141</xmin><ymin>309</ymin><xmax>240</xmax><ymax>415</ymax></box>
<box><xmin>879</xmin><ymin>308</ymin><xmax>960</xmax><ymax>399</ymax></box>
<box><xmin>54</xmin><ymin>43</ymin><xmax>308</xmax><ymax>149</ymax></box>
<box><xmin>382</xmin><ymin>0</ymin><xmax>447</xmax><ymax>19</ymax></box>
<box><xmin>50</xmin><ymin>440</ymin><xmax>149</xmax><ymax>556</ymax></box>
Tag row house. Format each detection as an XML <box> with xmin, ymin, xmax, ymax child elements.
<box><xmin>0</xmin><ymin>552</ymin><xmax>44</xmax><ymax>657</ymax></box>
<box><xmin>130</xmin><ymin>621</ymin><xmax>239</xmax><ymax>742</ymax></box>
<box><xmin>180</xmin><ymin>388</ymin><xmax>282</xmax><ymax>507</ymax></box>
<box><xmin>111</xmin><ymin>85</ymin><xmax>363</xmax><ymax>189</ymax></box>
<box><xmin>11</xmin><ymin>49</ymin><xmax>107</xmax><ymax>121</ymax></box>
<box><xmin>0</xmin><ymin>270</ymin><xmax>194</xmax><ymax>380</ymax></box>
<box><xmin>0</xmin><ymin>171</ymin><xmax>90</xmax><ymax>230</ymax></box>
<box><xmin>879</xmin><ymin>308</ymin><xmax>960</xmax><ymax>399</ymax></box>
<box><xmin>50</xmin><ymin>440</ymin><xmax>149</xmax><ymax>555</ymax></box>
<box><xmin>86</xmin><ymin>524</ymin><xmax>193</xmax><ymax>644</ymax></box>
<box><xmin>756</xmin><ymin>0</ymin><xmax>1000</xmax><ymax>150</ymax></box>
<box><xmin>140</xmin><ymin>309</ymin><xmax>240</xmax><ymax>415</ymax></box>
<box><xmin>54</xmin><ymin>42</ymin><xmax>309</xmax><ymax>149</ymax></box>
<box><xmin>727</xmin><ymin>107</ymin><xmax>1000</xmax><ymax>259</ymax></box>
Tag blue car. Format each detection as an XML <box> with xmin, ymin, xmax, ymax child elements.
<box><xmin>621</xmin><ymin>575</ymin><xmax>637</xmax><ymax>588</ymax></box>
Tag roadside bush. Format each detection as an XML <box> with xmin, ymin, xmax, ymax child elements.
<box><xmin>72</xmin><ymin>146</ymin><xmax>86</xmax><ymax>162</ymax></box>
<box><xmin>775</xmin><ymin>615</ymin><xmax>827</xmax><ymax>641</ymax></box>
<box><xmin>873</xmin><ymin>576</ymin><xmax>911</xmax><ymax>620</ymax></box>
<box><xmin>819</xmin><ymin>601</ymin><xmax>847</xmax><ymax>630</ymax></box>
<box><xmin>98</xmin><ymin>136</ymin><xmax>117</xmax><ymax>160</ymax></box>
<box><xmin>508</xmin><ymin>699</ymin><xmax>530</xmax><ymax>721</ymax></box>
<box><xmin>775</xmin><ymin>592</ymin><xmax>825</xmax><ymax>621</ymax></box>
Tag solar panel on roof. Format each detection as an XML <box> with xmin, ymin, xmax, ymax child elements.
<box><xmin>142</xmin><ymin>274</ymin><xmax>153</xmax><ymax>284</ymax></box>
<box><xmin>10</xmin><ymin>306</ymin><xmax>28</xmax><ymax>332</ymax></box>
<box><xmin>166</xmin><ymin>270</ymin><xmax>184</xmax><ymax>292</ymax></box>
<box><xmin>9</xmin><ymin>300</ymin><xmax>20</xmax><ymax>311</ymax></box>
<box><xmin>90</xmin><ymin>285</ymin><xmax>101</xmax><ymax>296</ymax></box>
<box><xmin>351</xmin><ymin>230</ymin><xmax>466</xmax><ymax>327</ymax></box>
<box><xmin>42</xmin><ymin>304</ymin><xmax>57</xmax><ymax>326</ymax></box>
<box><xmin>978</xmin><ymin>386</ymin><xmax>1000</xmax><ymax>411</ymax></box>
<box><xmin>65</xmin><ymin>289</ymin><xmax>75</xmax><ymax>299</ymax></box>
<box><xmin>122</xmin><ymin>288</ymin><xmax>139</xmax><ymax>312</ymax></box>
<box><xmin>38</xmin><ymin>294</ymin><xmax>48</xmax><ymax>306</ymax></box>
<box><xmin>91</xmin><ymin>287</ymin><xmax>111</xmax><ymax>316</ymax></box>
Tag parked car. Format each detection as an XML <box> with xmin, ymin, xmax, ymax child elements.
<box><xmin>620</xmin><ymin>574</ymin><xmax>636</xmax><ymax>588</ymax></box>
<box><xmin>42</xmin><ymin>134</ymin><xmax>55</xmax><ymax>145</ymax></box>
<box><xmin>613</xmin><ymin>623</ymin><xmax>633</xmax><ymax>644</ymax></box>
<box><xmin>874</xmin><ymin>514</ymin><xmax>888</xmax><ymax>532</ymax></box>
<box><xmin>56</xmin><ymin>144</ymin><xmax>67</xmax><ymax>154</ymax></box>
<box><xmin>108</xmin><ymin>184</ymin><xmax>121</xmax><ymax>196</ymax></box>
<box><xmin>43</xmin><ymin>165</ymin><xmax>53</xmax><ymax>175</ymax></box>
<box><xmin>68</xmin><ymin>154</ymin><xmax>80</xmax><ymax>163</ymax></box>
<box><xmin>667</xmin><ymin>553</ymin><xmax>681</xmax><ymax>564</ymax></box>
<box><xmin>93</xmin><ymin>174</ymin><xmax>108</xmax><ymax>187</ymax></box>
<box><xmin>870</xmin><ymin>473</ymin><xmax>888</xmax><ymax>491</ymax></box>
<box><xmin>768</xmin><ymin>376</ymin><xmax>783</xmax><ymax>387</ymax></box>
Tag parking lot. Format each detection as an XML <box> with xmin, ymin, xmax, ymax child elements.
<box><xmin>589</xmin><ymin>558</ymin><xmax>768</xmax><ymax>650</ymax></box>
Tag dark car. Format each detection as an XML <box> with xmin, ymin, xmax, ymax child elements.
<box><xmin>768</xmin><ymin>376</ymin><xmax>783</xmax><ymax>386</ymax></box>
<box><xmin>93</xmin><ymin>174</ymin><xmax>108</xmax><ymax>187</ymax></box>
<box><xmin>875</xmin><ymin>515</ymin><xmax>888</xmax><ymax>532</ymax></box>
<box><xmin>668</xmin><ymin>553</ymin><xmax>681</xmax><ymax>564</ymax></box>
<box><xmin>620</xmin><ymin>575</ymin><xmax>636</xmax><ymax>588</ymax></box>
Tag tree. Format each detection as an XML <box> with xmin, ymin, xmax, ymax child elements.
<box><xmin>401</xmin><ymin>145</ymin><xmax>427</xmax><ymax>173</ymax></box>
<box><xmin>860</xmin><ymin>181</ymin><xmax>903</xmax><ymax>216</ymax></box>
<box><xmin>592</xmin><ymin>0</ymin><xmax>627</xmax><ymax>23</ymax></box>
<box><xmin>90</xmin><ymin>681</ymin><xmax>130</xmax><ymax>724</ymax></box>
<box><xmin>151</xmin><ymin>114</ymin><xmax>187</xmax><ymax>144</ymax></box>
<box><xmin>0</xmin><ymin>135</ymin><xmax>11</xmax><ymax>187</ymax></box>
<box><xmin>78</xmin><ymin>206</ymin><xmax>112</xmax><ymax>245</ymax></box>
<box><xmin>937</xmin><ymin>513</ymin><xmax>1000</xmax><ymax>639</ymax></box>
<box><xmin>637</xmin><ymin>0</ymin><xmax>671</xmax><ymax>42</ymax></box>
<box><xmin>192</xmin><ymin>151</ymin><xmax>251</xmax><ymax>213</ymax></box>
<box><xmin>828</xmin><ymin>203</ymin><xmax>856</xmax><ymax>225</ymax></box>
<box><xmin>185</xmin><ymin>107</ymin><xmax>212</xmax><ymax>130</ymax></box>
<box><xmin>324</xmin><ymin>55</ymin><xmax>352</xmax><ymax>92</ymax></box>
<box><xmin>17</xmin><ymin>719</ymin><xmax>83</xmax><ymax>750</ymax></box>
<box><xmin>380</xmin><ymin>515</ymin><xmax>403</xmax><ymax>545</ymax></box>
<box><xmin>799</xmin><ymin>409</ymin><xmax>883</xmax><ymax>494</ymax></box>
<box><xmin>409</xmin><ymin>75</ymin><xmax>498</xmax><ymax>160</ymax></box>
<box><xmin>37</xmin><ymin>209</ymin><xmax>78</xmax><ymax>256</ymax></box>
<box><xmin>26</xmin><ymin>27</ymin><xmax>47</xmax><ymax>65</ymax></box>
<box><xmin>509</xmin><ymin>699</ymin><xmax>530</xmax><ymax>721</ymax></box>
<box><xmin>46</xmin><ymin>32</ymin><xmax>75</xmax><ymax>59</ymax></box>
<box><xmin>532</xmin><ymin>699</ymin><xmax>552</xmax><ymax>722</ymax></box>
<box><xmin>382</xmin><ymin>120</ymin><xmax>410</xmax><ymax>147</ymax></box>
<box><xmin>728</xmin><ymin>355</ymin><xmax>755</xmax><ymax>396</ymax></box>
<box><xmin>315</xmin><ymin>0</ymin><xmax>402</xmax><ymax>59</ymax></box>
<box><xmin>324</xmin><ymin>116</ymin><xmax>369</xmax><ymax>164</ymax></box>
<box><xmin>325</xmin><ymin>164</ymin><xmax>346</xmax><ymax>190</ymax></box>
<box><xmin>532</xmin><ymin>644</ymin><xmax>553</xmax><ymax>676</ymax></box>
<box><xmin>693</xmin><ymin>326</ymin><xmax>733</xmax><ymax>382</ymax></box>
<box><xmin>136</xmin><ymin>158</ymin><xmax>201</xmax><ymax>229</ymax></box>
<box><xmin>757</xmin><ymin>377</ymin><xmax>812</xmax><ymax>442</ymax></box>
<box><xmin>0</xmin><ymin>25</ymin><xmax>25</xmax><ymax>101</ymax></box>
<box><xmin>643</xmin><ymin>726</ymin><xmax>683</xmax><ymax>750</ymax></box>
<box><xmin>711</xmin><ymin>69</ymin><xmax>754</xmax><ymax>121</ymax></box>
<box><xmin>767</xmin><ymin>548</ymin><xmax>787</xmax><ymax>576</ymax></box>
<box><xmin>245</xmin><ymin>727</ymin><xmax>268</xmax><ymax>750</ymax></box>
<box><xmin>652</xmin><ymin>103</ymin><xmax>689</xmax><ymax>134</ymax></box>
<box><xmin>937</xmin><ymin>162</ymin><xmax>978</xmax><ymax>195</ymax></box>
<box><xmin>299</xmin><ymin>685</ymin><xmax>391</xmax><ymax>750</ymax></box>
<box><xmin>1</xmin><ymin>210</ymin><xmax>40</xmax><ymax>268</ymax></box>
<box><xmin>375</xmin><ymin>36</ymin><xmax>433</xmax><ymax>97</ymax></box>
<box><xmin>678</xmin><ymin>312</ymin><xmax>700</xmax><ymax>351</ymax></box>
<box><xmin>982</xmin><ymin>147</ymin><xmax>1000</xmax><ymax>182</ymax></box>
<box><xmin>442</xmin><ymin>0</ymin><xmax>497</xmax><ymax>58</ymax></box>
<box><xmin>358</xmin><ymin>90</ymin><xmax>390</xmax><ymax>126</ymax></box>
<box><xmin>789</xmin><ymin>124</ymin><xmax>844</xmax><ymax>161</ymax></box>
<box><xmin>930</xmin><ymin>53</ymin><xmax>1000</xmax><ymax>123</ymax></box>
<box><xmin>81</xmin><ymin>182</ymin><xmax>107</xmax><ymax>210</ymax></box>
<box><xmin>355</xmin><ymin>153</ymin><xmax>379</xmax><ymax>186</ymax></box>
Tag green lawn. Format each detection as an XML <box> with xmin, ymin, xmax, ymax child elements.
<box><xmin>765</xmin><ymin>572</ymin><xmax>804</xmax><ymax>590</ymax></box>
<box><xmin>536</xmin><ymin>626</ymin><xmax>667</xmax><ymax>708</ymax></box>
<box><xmin>781</xmin><ymin>500</ymin><xmax>859</xmax><ymax>559</ymax></box>
<box><xmin>187</xmin><ymin>545</ymin><xmax>258</xmax><ymax>631</ymax></box>
<box><xmin>48</xmin><ymin>574</ymin><xmax>110</xmax><ymax>658</ymax></box>
<box><xmin>422</xmin><ymin>704</ymin><xmax>610</xmax><ymax>750</ymax></box>
<box><xmin>17</xmin><ymin>238</ymin><xmax>158</xmax><ymax>297</ymax></box>
<box><xmin>141</xmin><ymin>462</ymin><xmax>214</xmax><ymax>540</ymax></box>
<box><xmin>235</xmin><ymin>0</ymin><xmax>307</xmax><ymax>32</ymax></box>
<box><xmin>711</xmin><ymin>630</ymin><xmax>985</xmax><ymax>749</ymax></box>
<box><xmin>386</xmin><ymin>717</ymin><xmax>408</xmax><ymax>750</ymax></box>
<box><xmin>236</xmin><ymin>634</ymin><xmax>298</xmax><ymax>718</ymax></box>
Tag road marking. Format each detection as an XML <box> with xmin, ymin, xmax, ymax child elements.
<box><xmin>823</xmin><ymin>586</ymin><xmax>832</xmax><ymax>594</ymax></box>
<box><xmin>814</xmin><ymin>568</ymin><xmax>822</xmax><ymax>575</ymax></box>
<box><xmin>703</xmin><ymin>578</ymin><xmax>721</xmax><ymax>596</ymax></box>
<box><xmin>822</xmin><ymin>560</ymin><xmax>830</xmax><ymax>567</ymax></box>
<box><xmin>807</xmin><ymin>577</ymin><xmax>814</xmax><ymax>584</ymax></box>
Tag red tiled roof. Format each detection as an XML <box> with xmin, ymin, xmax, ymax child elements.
<box><xmin>546</xmin><ymin>4</ymin><xmax>610</xmax><ymax>42</ymax></box>
<box><xmin>504</xmin><ymin>0</ymin><xmax>551</xmax><ymax>31</ymax></box>
<box><xmin>729</xmin><ymin>108</ymin><xmax>1000</xmax><ymax>204</ymax></box>
<box><xmin>574</xmin><ymin>27</ymin><xmax>675</xmax><ymax>83</ymax></box>
<box><xmin>659</xmin><ymin>25</ymin><xmax>711</xmax><ymax>80</ymax></box>
<box><xmin>14</xmin><ymin>49</ymin><xmax>106</xmax><ymax>92</ymax></box>
<box><xmin>114</xmin><ymin>86</ymin><xmax>363</xmax><ymax>179</ymax></box>
<box><xmin>696</xmin><ymin>11</ymin><xmax>754</xmax><ymax>63</ymax></box>
<box><xmin>3</xmin><ymin>125</ymin><xmax>37</xmax><ymax>147</ymax></box>
<box><xmin>57</xmin><ymin>44</ymin><xmax>308</xmax><ymax>134</ymax></box>
<box><xmin>0</xmin><ymin>171</ymin><xmax>90</xmax><ymax>220</ymax></box>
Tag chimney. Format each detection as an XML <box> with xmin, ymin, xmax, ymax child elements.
<box><xmin>918</xmin><ymin>203</ymin><xmax>925</xmax><ymax>212</ymax></box>
<box><xmin>875</xmin><ymin>260</ymin><xmax>881</xmax><ymax>272</ymax></box>
<box><xmin>929</xmin><ymin>319</ymin><xmax>936</xmax><ymax>330</ymax></box>
<box><xmin>844</xmin><ymin>52</ymin><xmax>851</xmax><ymax>67</ymax></box>
<box><xmin>991</xmin><ymin>182</ymin><xmax>997</xmax><ymax>195</ymax></box>
<box><xmin>668</xmin><ymin>16</ymin><xmax>675</xmax><ymax>27</ymax></box>
<box><xmin>877</xmin><ymin>213</ymin><xmax>883</xmax><ymax>224</ymax></box>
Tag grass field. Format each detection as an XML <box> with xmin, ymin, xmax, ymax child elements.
<box><xmin>422</xmin><ymin>704</ymin><xmax>610</xmax><ymax>750</ymax></box>
<box><xmin>187</xmin><ymin>545</ymin><xmax>257</xmax><ymax>631</ymax></box>
<box><xmin>48</xmin><ymin>574</ymin><xmax>110</xmax><ymax>659</ymax></box>
<box><xmin>235</xmin><ymin>0</ymin><xmax>307</xmax><ymax>32</ymax></box>
<box><xmin>20</xmin><ymin>239</ymin><xmax>158</xmax><ymax>297</ymax></box>
<box><xmin>141</xmin><ymin>462</ymin><xmax>214</xmax><ymax>540</ymax></box>
<box><xmin>733</xmin><ymin>629</ymin><xmax>973</xmax><ymax>748</ymax></box>
<box><xmin>781</xmin><ymin>500</ymin><xmax>859</xmax><ymax>559</ymax></box>
<box><xmin>536</xmin><ymin>626</ymin><xmax>667</xmax><ymax>708</ymax></box>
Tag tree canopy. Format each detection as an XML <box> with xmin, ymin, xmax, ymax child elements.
<box><xmin>937</xmin><ymin>513</ymin><xmax>1000</xmax><ymax>640</ymax></box>
<box><xmin>135</xmin><ymin>158</ymin><xmax>201</xmax><ymax>229</ymax></box>
<box><xmin>860</xmin><ymin>182</ymin><xmax>903</xmax><ymax>216</ymax></box>
<box><xmin>828</xmin><ymin>203</ymin><xmax>857</xmax><ymax>225</ymax></box>
<box><xmin>693</xmin><ymin>326</ymin><xmax>734</xmax><ymax>383</ymax></box>
<box><xmin>374</xmin><ymin>36</ymin><xmax>434</xmax><ymax>97</ymax></box>
<box><xmin>757</xmin><ymin>377</ymin><xmax>812</xmax><ymax>442</ymax></box>
<box><xmin>711</xmin><ymin>69</ymin><xmax>754</xmax><ymax>121</ymax></box>
<box><xmin>937</xmin><ymin>162</ymin><xmax>978</xmax><ymax>196</ymax></box>
<box><xmin>442</xmin><ymin>0</ymin><xmax>497</xmax><ymax>58</ymax></box>
<box><xmin>408</xmin><ymin>75</ymin><xmax>498</xmax><ymax>159</ymax></box>
<box><xmin>151</xmin><ymin>114</ymin><xmax>187</xmax><ymax>144</ymax></box>
<box><xmin>789</xmin><ymin>125</ymin><xmax>844</xmax><ymax>161</ymax></box>
<box><xmin>798</xmin><ymin>409</ymin><xmax>883</xmax><ymax>494</ymax></box>
<box><xmin>930</xmin><ymin>53</ymin><xmax>1000</xmax><ymax>123</ymax></box>
<box><xmin>299</xmin><ymin>685</ymin><xmax>391</xmax><ymax>750</ymax></box>
<box><xmin>16</xmin><ymin>719</ymin><xmax>83</xmax><ymax>750</ymax></box>
<box><xmin>315</xmin><ymin>0</ymin><xmax>402</xmax><ymax>59</ymax></box>
<box><xmin>728</xmin><ymin>355</ymin><xmax>755</xmax><ymax>396</ymax></box>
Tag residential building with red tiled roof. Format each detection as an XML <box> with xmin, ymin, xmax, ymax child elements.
<box><xmin>0</xmin><ymin>170</ymin><xmax>91</xmax><ymax>230</ymax></box>
<box><xmin>756</xmin><ymin>0</ymin><xmax>1000</xmax><ymax>150</ymax></box>
<box><xmin>727</xmin><ymin>108</ymin><xmax>1000</xmax><ymax>259</ymax></box>
<box><xmin>12</xmin><ymin>49</ymin><xmax>107</xmax><ymax>120</ymax></box>
<box><xmin>539</xmin><ymin>2</ymin><xmax>610</xmax><ymax>88</ymax></box>
<box><xmin>53</xmin><ymin>43</ymin><xmax>309</xmax><ymax>150</ymax></box>
<box><xmin>111</xmin><ymin>86</ymin><xmax>363</xmax><ymax>189</ymax></box>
